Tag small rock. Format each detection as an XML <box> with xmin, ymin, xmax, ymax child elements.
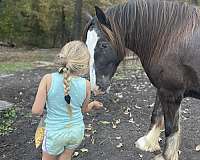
<box><xmin>116</xmin><ymin>143</ymin><xmax>123</xmax><ymax>148</ymax></box>
<box><xmin>80</xmin><ymin>148</ymin><xmax>88</xmax><ymax>153</ymax></box>
<box><xmin>73</xmin><ymin>152</ymin><xmax>79</xmax><ymax>157</ymax></box>
<box><xmin>196</xmin><ymin>144</ymin><xmax>200</xmax><ymax>151</ymax></box>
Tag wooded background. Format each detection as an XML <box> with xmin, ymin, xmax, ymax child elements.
<box><xmin>0</xmin><ymin>0</ymin><xmax>199</xmax><ymax>48</ymax></box>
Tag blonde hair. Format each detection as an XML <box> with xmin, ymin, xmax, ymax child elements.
<box><xmin>56</xmin><ymin>41</ymin><xmax>90</xmax><ymax>117</ymax></box>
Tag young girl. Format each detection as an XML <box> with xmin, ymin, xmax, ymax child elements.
<box><xmin>32</xmin><ymin>41</ymin><xmax>103</xmax><ymax>160</ymax></box>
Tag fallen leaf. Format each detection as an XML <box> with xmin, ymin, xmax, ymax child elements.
<box><xmin>80</xmin><ymin>148</ymin><xmax>88</xmax><ymax>153</ymax></box>
<box><xmin>91</xmin><ymin>136</ymin><xmax>95</xmax><ymax>144</ymax></box>
<box><xmin>92</xmin><ymin>130</ymin><xmax>96</xmax><ymax>134</ymax></box>
<box><xmin>85</xmin><ymin>127</ymin><xmax>92</xmax><ymax>131</ymax></box>
<box><xmin>124</xmin><ymin>107</ymin><xmax>130</xmax><ymax>115</ymax></box>
<box><xmin>112</xmin><ymin>122</ymin><xmax>117</xmax><ymax>129</ymax></box>
<box><xmin>116</xmin><ymin>119</ymin><xmax>121</xmax><ymax>124</ymax></box>
<box><xmin>129</xmin><ymin>112</ymin><xmax>132</xmax><ymax>118</ymax></box>
<box><xmin>196</xmin><ymin>144</ymin><xmax>200</xmax><ymax>151</ymax></box>
<box><xmin>73</xmin><ymin>152</ymin><xmax>79</xmax><ymax>157</ymax></box>
<box><xmin>116</xmin><ymin>143</ymin><xmax>123</xmax><ymax>148</ymax></box>
<box><xmin>116</xmin><ymin>136</ymin><xmax>121</xmax><ymax>140</ymax></box>
<box><xmin>85</xmin><ymin>133</ymin><xmax>90</xmax><ymax>138</ymax></box>
<box><xmin>139</xmin><ymin>154</ymin><xmax>143</xmax><ymax>158</ymax></box>
<box><xmin>116</xmin><ymin>92</ymin><xmax>123</xmax><ymax>98</ymax></box>
<box><xmin>135</xmin><ymin>105</ymin><xmax>141</xmax><ymax>109</ymax></box>
<box><xmin>99</xmin><ymin>121</ymin><xmax>111</xmax><ymax>125</ymax></box>
<box><xmin>129</xmin><ymin>118</ymin><xmax>134</xmax><ymax>123</ymax></box>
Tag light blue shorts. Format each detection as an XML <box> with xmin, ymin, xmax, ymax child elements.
<box><xmin>42</xmin><ymin>124</ymin><xmax>85</xmax><ymax>155</ymax></box>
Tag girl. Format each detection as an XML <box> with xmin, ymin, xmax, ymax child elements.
<box><xmin>32</xmin><ymin>41</ymin><xmax>103</xmax><ymax>160</ymax></box>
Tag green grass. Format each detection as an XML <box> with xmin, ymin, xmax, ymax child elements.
<box><xmin>0</xmin><ymin>107</ymin><xmax>17</xmax><ymax>136</ymax></box>
<box><xmin>0</xmin><ymin>62</ymin><xmax>33</xmax><ymax>74</ymax></box>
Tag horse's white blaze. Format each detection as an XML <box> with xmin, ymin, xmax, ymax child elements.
<box><xmin>135</xmin><ymin>125</ymin><xmax>161</xmax><ymax>152</ymax></box>
<box><xmin>86</xmin><ymin>29</ymin><xmax>99</xmax><ymax>91</ymax></box>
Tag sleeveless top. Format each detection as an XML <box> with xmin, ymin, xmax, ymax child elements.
<box><xmin>45</xmin><ymin>72</ymin><xmax>86</xmax><ymax>130</ymax></box>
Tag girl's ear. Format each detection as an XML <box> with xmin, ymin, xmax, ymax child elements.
<box><xmin>95</xmin><ymin>6</ymin><xmax>112</xmax><ymax>31</ymax></box>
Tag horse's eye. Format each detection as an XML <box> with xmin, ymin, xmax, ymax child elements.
<box><xmin>100</xmin><ymin>43</ymin><xmax>108</xmax><ymax>49</ymax></box>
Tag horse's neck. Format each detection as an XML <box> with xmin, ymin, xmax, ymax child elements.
<box><xmin>109</xmin><ymin>0</ymin><xmax>199</xmax><ymax>66</ymax></box>
<box><xmin>111</xmin><ymin>1</ymin><xmax>161</xmax><ymax>64</ymax></box>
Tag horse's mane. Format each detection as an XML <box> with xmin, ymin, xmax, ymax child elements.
<box><xmin>83</xmin><ymin>0</ymin><xmax>200</xmax><ymax>60</ymax></box>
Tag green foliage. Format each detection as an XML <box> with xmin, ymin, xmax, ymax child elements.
<box><xmin>0</xmin><ymin>0</ymin><xmax>198</xmax><ymax>48</ymax></box>
<box><xmin>0</xmin><ymin>107</ymin><xmax>17</xmax><ymax>136</ymax></box>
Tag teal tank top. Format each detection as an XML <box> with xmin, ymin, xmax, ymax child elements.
<box><xmin>45</xmin><ymin>72</ymin><xmax>86</xmax><ymax>130</ymax></box>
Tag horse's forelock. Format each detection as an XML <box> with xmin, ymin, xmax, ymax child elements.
<box><xmin>97</xmin><ymin>21</ymin><xmax>126</xmax><ymax>60</ymax></box>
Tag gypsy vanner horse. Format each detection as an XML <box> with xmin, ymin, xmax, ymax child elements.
<box><xmin>83</xmin><ymin>0</ymin><xmax>200</xmax><ymax>159</ymax></box>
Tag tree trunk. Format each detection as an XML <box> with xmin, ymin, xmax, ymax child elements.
<box><xmin>61</xmin><ymin>6</ymin><xmax>66</xmax><ymax>46</ymax></box>
<box><xmin>73</xmin><ymin>0</ymin><xmax>83</xmax><ymax>40</ymax></box>
<box><xmin>191</xmin><ymin>0</ymin><xmax>198</xmax><ymax>5</ymax></box>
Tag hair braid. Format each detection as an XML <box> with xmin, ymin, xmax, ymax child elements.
<box><xmin>62</xmin><ymin>67</ymin><xmax>72</xmax><ymax>117</ymax></box>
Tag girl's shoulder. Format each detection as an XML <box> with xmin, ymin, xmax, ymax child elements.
<box><xmin>43</xmin><ymin>73</ymin><xmax>52</xmax><ymax>82</ymax></box>
<box><xmin>41</xmin><ymin>73</ymin><xmax>52</xmax><ymax>92</ymax></box>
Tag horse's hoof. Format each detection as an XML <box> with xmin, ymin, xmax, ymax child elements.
<box><xmin>152</xmin><ymin>153</ymin><xmax>179</xmax><ymax>160</ymax></box>
<box><xmin>152</xmin><ymin>154</ymin><xmax>165</xmax><ymax>160</ymax></box>
<box><xmin>135</xmin><ymin>136</ymin><xmax>161</xmax><ymax>152</ymax></box>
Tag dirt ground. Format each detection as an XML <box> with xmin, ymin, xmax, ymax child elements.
<box><xmin>0</xmin><ymin>58</ymin><xmax>200</xmax><ymax>160</ymax></box>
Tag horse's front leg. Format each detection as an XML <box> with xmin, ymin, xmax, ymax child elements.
<box><xmin>135</xmin><ymin>91</ymin><xmax>164</xmax><ymax>152</ymax></box>
<box><xmin>154</xmin><ymin>89</ymin><xmax>182</xmax><ymax>160</ymax></box>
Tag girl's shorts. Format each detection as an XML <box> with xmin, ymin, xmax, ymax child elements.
<box><xmin>42</xmin><ymin>124</ymin><xmax>84</xmax><ymax>156</ymax></box>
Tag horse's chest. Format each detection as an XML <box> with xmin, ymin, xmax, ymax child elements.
<box><xmin>146</xmin><ymin>60</ymin><xmax>184</xmax><ymax>90</ymax></box>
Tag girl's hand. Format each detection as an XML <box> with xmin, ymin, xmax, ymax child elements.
<box><xmin>92</xmin><ymin>100</ymin><xmax>103</xmax><ymax>109</ymax></box>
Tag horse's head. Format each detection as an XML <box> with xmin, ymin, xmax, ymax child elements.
<box><xmin>83</xmin><ymin>6</ymin><xmax>123</xmax><ymax>94</ymax></box>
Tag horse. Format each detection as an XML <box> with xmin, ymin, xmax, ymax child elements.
<box><xmin>82</xmin><ymin>0</ymin><xmax>200</xmax><ymax>159</ymax></box>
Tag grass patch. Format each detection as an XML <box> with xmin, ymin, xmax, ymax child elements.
<box><xmin>0</xmin><ymin>62</ymin><xmax>33</xmax><ymax>74</ymax></box>
<box><xmin>0</xmin><ymin>107</ymin><xmax>17</xmax><ymax>136</ymax></box>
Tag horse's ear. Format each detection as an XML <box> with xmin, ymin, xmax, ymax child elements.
<box><xmin>95</xmin><ymin>6</ymin><xmax>111</xmax><ymax>30</ymax></box>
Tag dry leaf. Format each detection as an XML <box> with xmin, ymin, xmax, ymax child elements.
<box><xmin>135</xmin><ymin>105</ymin><xmax>141</xmax><ymax>109</ymax></box>
<box><xmin>85</xmin><ymin>133</ymin><xmax>91</xmax><ymax>138</ymax></box>
<box><xmin>124</xmin><ymin>108</ymin><xmax>130</xmax><ymax>115</ymax></box>
<box><xmin>112</xmin><ymin>122</ymin><xmax>117</xmax><ymax>129</ymax></box>
<box><xmin>99</xmin><ymin>121</ymin><xmax>111</xmax><ymax>125</ymax></box>
<box><xmin>116</xmin><ymin>119</ymin><xmax>121</xmax><ymax>124</ymax></box>
<box><xmin>73</xmin><ymin>152</ymin><xmax>79</xmax><ymax>157</ymax></box>
<box><xmin>129</xmin><ymin>118</ymin><xmax>134</xmax><ymax>123</ymax></box>
<box><xmin>139</xmin><ymin>154</ymin><xmax>143</xmax><ymax>158</ymax></box>
<box><xmin>129</xmin><ymin>112</ymin><xmax>132</xmax><ymax>118</ymax></box>
<box><xmin>92</xmin><ymin>130</ymin><xmax>97</xmax><ymax>134</ymax></box>
<box><xmin>196</xmin><ymin>144</ymin><xmax>200</xmax><ymax>151</ymax></box>
<box><xmin>116</xmin><ymin>93</ymin><xmax>123</xmax><ymax>98</ymax></box>
<box><xmin>91</xmin><ymin>136</ymin><xmax>95</xmax><ymax>144</ymax></box>
<box><xmin>85</xmin><ymin>127</ymin><xmax>92</xmax><ymax>131</ymax></box>
<box><xmin>116</xmin><ymin>143</ymin><xmax>123</xmax><ymax>148</ymax></box>
<box><xmin>80</xmin><ymin>148</ymin><xmax>88</xmax><ymax>153</ymax></box>
<box><xmin>149</xmin><ymin>103</ymin><xmax>155</xmax><ymax>108</ymax></box>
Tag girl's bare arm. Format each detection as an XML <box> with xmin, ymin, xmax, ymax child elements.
<box><xmin>32</xmin><ymin>74</ymin><xmax>51</xmax><ymax>115</ymax></box>
<box><xmin>82</xmin><ymin>80</ymin><xmax>103</xmax><ymax>113</ymax></box>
